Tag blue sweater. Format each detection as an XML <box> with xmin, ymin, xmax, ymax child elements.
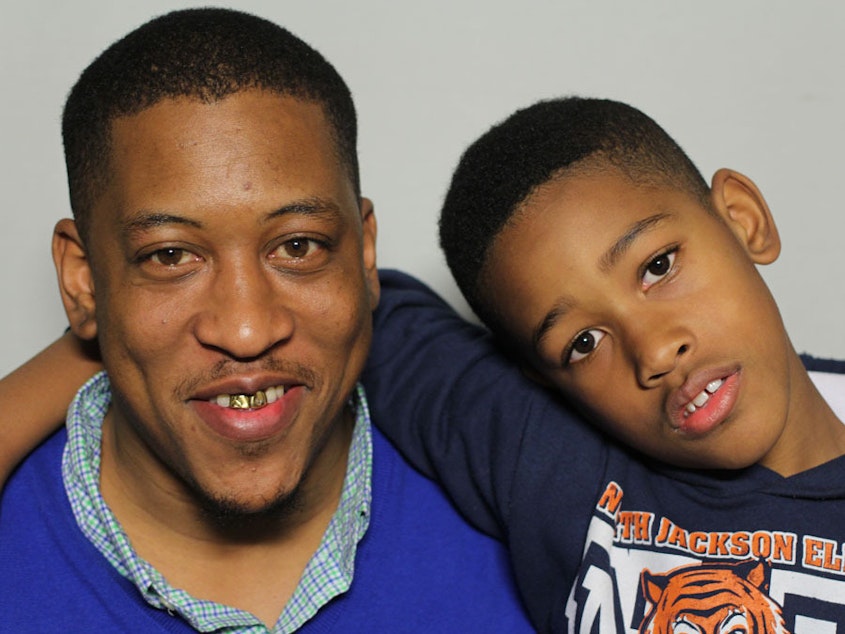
<box><xmin>364</xmin><ymin>269</ymin><xmax>845</xmax><ymax>633</ymax></box>
<box><xmin>0</xmin><ymin>422</ymin><xmax>533</xmax><ymax>632</ymax></box>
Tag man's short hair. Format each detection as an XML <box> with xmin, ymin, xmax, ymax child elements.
<box><xmin>63</xmin><ymin>7</ymin><xmax>359</xmax><ymax>241</ymax></box>
<box><xmin>438</xmin><ymin>97</ymin><xmax>709</xmax><ymax>333</ymax></box>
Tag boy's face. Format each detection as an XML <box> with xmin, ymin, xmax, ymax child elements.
<box><xmin>482</xmin><ymin>167</ymin><xmax>803</xmax><ymax>471</ymax></box>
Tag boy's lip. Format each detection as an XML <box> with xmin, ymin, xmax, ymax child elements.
<box><xmin>668</xmin><ymin>365</ymin><xmax>741</xmax><ymax>435</ymax></box>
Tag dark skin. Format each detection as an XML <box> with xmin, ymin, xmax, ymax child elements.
<box><xmin>0</xmin><ymin>332</ymin><xmax>101</xmax><ymax>486</ymax></box>
<box><xmin>49</xmin><ymin>90</ymin><xmax>379</xmax><ymax>626</ymax></box>
<box><xmin>483</xmin><ymin>166</ymin><xmax>845</xmax><ymax>475</ymax></box>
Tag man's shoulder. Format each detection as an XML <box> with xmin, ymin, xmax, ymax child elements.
<box><xmin>354</xmin><ymin>424</ymin><xmax>534</xmax><ymax>631</ymax></box>
<box><xmin>0</xmin><ymin>427</ymin><xmax>201</xmax><ymax>631</ymax></box>
<box><xmin>2</xmin><ymin>426</ymin><xmax>66</xmax><ymax>506</ymax></box>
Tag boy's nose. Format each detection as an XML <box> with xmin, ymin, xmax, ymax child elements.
<box><xmin>629</xmin><ymin>317</ymin><xmax>692</xmax><ymax>388</ymax></box>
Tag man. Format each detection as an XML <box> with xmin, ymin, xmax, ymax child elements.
<box><xmin>0</xmin><ymin>8</ymin><xmax>532</xmax><ymax>632</ymax></box>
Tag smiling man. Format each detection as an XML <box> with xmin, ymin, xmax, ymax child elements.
<box><xmin>0</xmin><ymin>9</ymin><xmax>532</xmax><ymax>632</ymax></box>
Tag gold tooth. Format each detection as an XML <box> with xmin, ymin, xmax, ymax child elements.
<box><xmin>226</xmin><ymin>390</ymin><xmax>269</xmax><ymax>409</ymax></box>
<box><xmin>251</xmin><ymin>390</ymin><xmax>267</xmax><ymax>408</ymax></box>
<box><xmin>230</xmin><ymin>394</ymin><xmax>251</xmax><ymax>409</ymax></box>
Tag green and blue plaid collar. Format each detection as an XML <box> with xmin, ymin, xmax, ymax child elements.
<box><xmin>63</xmin><ymin>372</ymin><xmax>373</xmax><ymax>633</ymax></box>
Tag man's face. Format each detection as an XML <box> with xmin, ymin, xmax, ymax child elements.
<box><xmin>482</xmin><ymin>168</ymin><xmax>806</xmax><ymax>472</ymax></box>
<box><xmin>80</xmin><ymin>90</ymin><xmax>378</xmax><ymax>515</ymax></box>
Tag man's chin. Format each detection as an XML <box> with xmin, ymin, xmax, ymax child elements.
<box><xmin>198</xmin><ymin>485</ymin><xmax>305</xmax><ymax>532</ymax></box>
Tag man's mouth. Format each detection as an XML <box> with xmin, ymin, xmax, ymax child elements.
<box><xmin>211</xmin><ymin>385</ymin><xmax>286</xmax><ymax>410</ymax></box>
<box><xmin>683</xmin><ymin>379</ymin><xmax>724</xmax><ymax>417</ymax></box>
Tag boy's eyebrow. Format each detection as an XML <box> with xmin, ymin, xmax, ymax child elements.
<box><xmin>121</xmin><ymin>197</ymin><xmax>343</xmax><ymax>236</ymax></box>
<box><xmin>533</xmin><ymin>297</ymin><xmax>575</xmax><ymax>352</ymax></box>
<box><xmin>599</xmin><ymin>212</ymin><xmax>671</xmax><ymax>272</ymax></box>
<box><xmin>533</xmin><ymin>212</ymin><xmax>672</xmax><ymax>351</ymax></box>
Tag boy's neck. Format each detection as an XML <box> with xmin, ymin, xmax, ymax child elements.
<box><xmin>760</xmin><ymin>353</ymin><xmax>845</xmax><ymax>477</ymax></box>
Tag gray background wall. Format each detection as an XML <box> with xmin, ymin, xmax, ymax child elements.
<box><xmin>2</xmin><ymin>0</ymin><xmax>843</xmax><ymax>376</ymax></box>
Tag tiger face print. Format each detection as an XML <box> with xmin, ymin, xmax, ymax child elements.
<box><xmin>638</xmin><ymin>559</ymin><xmax>790</xmax><ymax>634</ymax></box>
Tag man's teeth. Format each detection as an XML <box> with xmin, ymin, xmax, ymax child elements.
<box><xmin>684</xmin><ymin>379</ymin><xmax>723</xmax><ymax>416</ymax></box>
<box><xmin>212</xmin><ymin>386</ymin><xmax>285</xmax><ymax>410</ymax></box>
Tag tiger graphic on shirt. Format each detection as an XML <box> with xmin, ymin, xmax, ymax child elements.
<box><xmin>638</xmin><ymin>559</ymin><xmax>789</xmax><ymax>634</ymax></box>
<box><xmin>564</xmin><ymin>480</ymin><xmax>845</xmax><ymax>633</ymax></box>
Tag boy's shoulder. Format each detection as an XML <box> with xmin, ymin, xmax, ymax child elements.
<box><xmin>803</xmin><ymin>353</ymin><xmax>845</xmax><ymax>374</ymax></box>
<box><xmin>805</xmin><ymin>354</ymin><xmax>845</xmax><ymax>417</ymax></box>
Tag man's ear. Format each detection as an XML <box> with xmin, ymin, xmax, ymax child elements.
<box><xmin>709</xmin><ymin>168</ymin><xmax>781</xmax><ymax>264</ymax></box>
<box><xmin>52</xmin><ymin>218</ymin><xmax>98</xmax><ymax>340</ymax></box>
<box><xmin>360</xmin><ymin>197</ymin><xmax>380</xmax><ymax>310</ymax></box>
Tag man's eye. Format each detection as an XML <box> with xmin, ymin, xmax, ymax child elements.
<box><xmin>149</xmin><ymin>247</ymin><xmax>196</xmax><ymax>267</ymax></box>
<box><xmin>642</xmin><ymin>249</ymin><xmax>676</xmax><ymax>288</ymax></box>
<box><xmin>567</xmin><ymin>329</ymin><xmax>605</xmax><ymax>364</ymax></box>
<box><xmin>273</xmin><ymin>238</ymin><xmax>322</xmax><ymax>260</ymax></box>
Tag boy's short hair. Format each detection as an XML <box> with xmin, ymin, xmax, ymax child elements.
<box><xmin>63</xmin><ymin>7</ymin><xmax>359</xmax><ymax>242</ymax></box>
<box><xmin>439</xmin><ymin>97</ymin><xmax>709</xmax><ymax>334</ymax></box>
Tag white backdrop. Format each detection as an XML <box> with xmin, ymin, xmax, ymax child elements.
<box><xmin>2</xmin><ymin>0</ymin><xmax>844</xmax><ymax>376</ymax></box>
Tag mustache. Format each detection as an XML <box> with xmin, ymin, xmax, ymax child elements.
<box><xmin>174</xmin><ymin>357</ymin><xmax>319</xmax><ymax>398</ymax></box>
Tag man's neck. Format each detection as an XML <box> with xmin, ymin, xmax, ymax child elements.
<box><xmin>99</xmin><ymin>409</ymin><xmax>354</xmax><ymax>627</ymax></box>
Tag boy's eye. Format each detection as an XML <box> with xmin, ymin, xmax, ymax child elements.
<box><xmin>149</xmin><ymin>247</ymin><xmax>196</xmax><ymax>267</ymax></box>
<box><xmin>568</xmin><ymin>329</ymin><xmax>606</xmax><ymax>363</ymax></box>
<box><xmin>642</xmin><ymin>250</ymin><xmax>676</xmax><ymax>288</ymax></box>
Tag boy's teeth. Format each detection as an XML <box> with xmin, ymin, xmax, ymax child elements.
<box><xmin>705</xmin><ymin>379</ymin><xmax>723</xmax><ymax>394</ymax></box>
<box><xmin>683</xmin><ymin>379</ymin><xmax>724</xmax><ymax>417</ymax></box>
<box><xmin>692</xmin><ymin>391</ymin><xmax>710</xmax><ymax>407</ymax></box>
<box><xmin>211</xmin><ymin>386</ymin><xmax>285</xmax><ymax>409</ymax></box>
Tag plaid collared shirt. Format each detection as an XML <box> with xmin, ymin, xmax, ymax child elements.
<box><xmin>63</xmin><ymin>372</ymin><xmax>373</xmax><ymax>633</ymax></box>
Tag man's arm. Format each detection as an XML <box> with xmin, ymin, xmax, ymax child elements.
<box><xmin>0</xmin><ymin>332</ymin><xmax>101</xmax><ymax>485</ymax></box>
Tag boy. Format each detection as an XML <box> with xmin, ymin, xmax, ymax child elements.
<box><xmin>363</xmin><ymin>98</ymin><xmax>845</xmax><ymax>632</ymax></box>
<box><xmin>4</xmin><ymin>98</ymin><xmax>845</xmax><ymax>632</ymax></box>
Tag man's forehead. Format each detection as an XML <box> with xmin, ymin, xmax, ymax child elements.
<box><xmin>107</xmin><ymin>93</ymin><xmax>343</xmax><ymax>178</ymax></box>
<box><xmin>89</xmin><ymin>92</ymin><xmax>358</xmax><ymax>226</ymax></box>
<box><xmin>109</xmin><ymin>91</ymin><xmax>332</xmax><ymax>144</ymax></box>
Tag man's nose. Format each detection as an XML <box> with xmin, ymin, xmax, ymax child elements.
<box><xmin>192</xmin><ymin>261</ymin><xmax>293</xmax><ymax>360</ymax></box>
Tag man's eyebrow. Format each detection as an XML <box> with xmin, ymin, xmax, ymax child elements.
<box><xmin>599</xmin><ymin>212</ymin><xmax>671</xmax><ymax>272</ymax></box>
<box><xmin>123</xmin><ymin>212</ymin><xmax>201</xmax><ymax>236</ymax></box>
<box><xmin>533</xmin><ymin>296</ymin><xmax>575</xmax><ymax>352</ymax></box>
<box><xmin>264</xmin><ymin>197</ymin><xmax>343</xmax><ymax>221</ymax></box>
<box><xmin>121</xmin><ymin>198</ymin><xmax>345</xmax><ymax>236</ymax></box>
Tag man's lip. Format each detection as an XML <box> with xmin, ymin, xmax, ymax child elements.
<box><xmin>189</xmin><ymin>375</ymin><xmax>305</xmax><ymax>401</ymax></box>
<box><xmin>668</xmin><ymin>365</ymin><xmax>741</xmax><ymax>429</ymax></box>
<box><xmin>190</xmin><ymin>385</ymin><xmax>305</xmax><ymax>443</ymax></box>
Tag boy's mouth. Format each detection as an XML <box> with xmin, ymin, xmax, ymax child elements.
<box><xmin>682</xmin><ymin>379</ymin><xmax>724</xmax><ymax>417</ymax></box>
<box><xmin>672</xmin><ymin>369</ymin><xmax>741</xmax><ymax>436</ymax></box>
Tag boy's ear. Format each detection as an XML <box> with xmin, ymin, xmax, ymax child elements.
<box><xmin>709</xmin><ymin>168</ymin><xmax>781</xmax><ymax>264</ymax></box>
<box><xmin>52</xmin><ymin>218</ymin><xmax>98</xmax><ymax>340</ymax></box>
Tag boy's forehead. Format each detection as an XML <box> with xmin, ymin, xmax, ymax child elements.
<box><xmin>481</xmin><ymin>167</ymin><xmax>709</xmax><ymax>337</ymax></box>
<box><xmin>508</xmin><ymin>165</ymin><xmax>706</xmax><ymax>241</ymax></box>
